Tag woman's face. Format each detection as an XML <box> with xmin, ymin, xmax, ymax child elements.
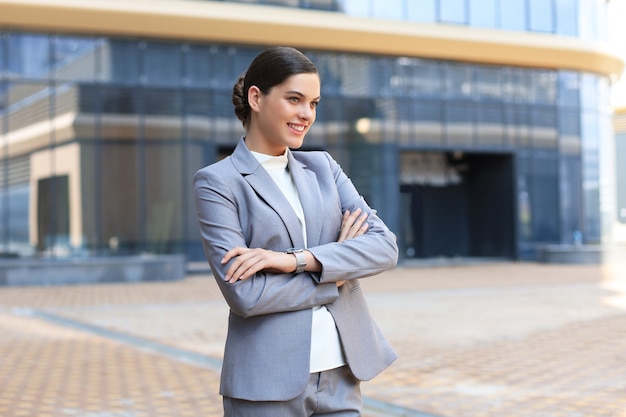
<box><xmin>247</xmin><ymin>72</ymin><xmax>320</xmax><ymax>155</ymax></box>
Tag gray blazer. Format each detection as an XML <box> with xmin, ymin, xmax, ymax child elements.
<box><xmin>193</xmin><ymin>138</ymin><xmax>398</xmax><ymax>401</ymax></box>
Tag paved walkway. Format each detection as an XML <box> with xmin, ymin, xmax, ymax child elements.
<box><xmin>0</xmin><ymin>260</ymin><xmax>625</xmax><ymax>417</ymax></box>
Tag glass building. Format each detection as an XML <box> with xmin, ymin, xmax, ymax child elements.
<box><xmin>0</xmin><ymin>0</ymin><xmax>622</xmax><ymax>262</ymax></box>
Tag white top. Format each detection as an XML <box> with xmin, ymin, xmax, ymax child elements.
<box><xmin>252</xmin><ymin>150</ymin><xmax>346</xmax><ymax>373</ymax></box>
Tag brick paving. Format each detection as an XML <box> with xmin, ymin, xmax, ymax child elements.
<box><xmin>0</xmin><ymin>261</ymin><xmax>624</xmax><ymax>417</ymax></box>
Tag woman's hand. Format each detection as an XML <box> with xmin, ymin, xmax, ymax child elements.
<box><xmin>337</xmin><ymin>208</ymin><xmax>369</xmax><ymax>243</ymax></box>
<box><xmin>221</xmin><ymin>247</ymin><xmax>295</xmax><ymax>284</ymax></box>
<box><xmin>336</xmin><ymin>208</ymin><xmax>369</xmax><ymax>287</ymax></box>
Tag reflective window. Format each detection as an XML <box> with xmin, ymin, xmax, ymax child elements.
<box><xmin>444</xmin><ymin>63</ymin><xmax>474</xmax><ymax>99</ymax></box>
<box><xmin>107</xmin><ymin>40</ymin><xmax>140</xmax><ymax>85</ymax></box>
<box><xmin>338</xmin><ymin>0</ymin><xmax>369</xmax><ymax>17</ymax></box>
<box><xmin>503</xmin><ymin>105</ymin><xmax>530</xmax><ymax>148</ymax></box>
<box><xmin>475</xmin><ymin>66</ymin><xmax>502</xmax><ymax>100</ymax></box>
<box><xmin>558</xmin><ymin>71</ymin><xmax>580</xmax><ymax>108</ymax></box>
<box><xmin>528</xmin><ymin>70</ymin><xmax>557</xmax><ymax>104</ymax></box>
<box><xmin>470</xmin><ymin>0</ymin><xmax>498</xmax><ymax>28</ymax></box>
<box><xmin>476</xmin><ymin>103</ymin><xmax>504</xmax><ymax>147</ymax></box>
<box><xmin>530</xmin><ymin>153</ymin><xmax>559</xmax><ymax>241</ymax></box>
<box><xmin>0</xmin><ymin>30</ymin><xmax>613</xmax><ymax>260</ymax></box>
<box><xmin>143</xmin><ymin>42</ymin><xmax>181</xmax><ymax>87</ymax></box>
<box><xmin>580</xmin><ymin>110</ymin><xmax>600</xmax><ymax>241</ymax></box>
<box><xmin>7</xmin><ymin>33</ymin><xmax>50</xmax><ymax>79</ymax></box>
<box><xmin>388</xmin><ymin>57</ymin><xmax>442</xmax><ymax>98</ymax></box>
<box><xmin>407</xmin><ymin>0</ymin><xmax>436</xmax><ymax>22</ymax></box>
<box><xmin>502</xmin><ymin>68</ymin><xmax>530</xmax><ymax>103</ymax></box>
<box><xmin>555</xmin><ymin>0</ymin><xmax>578</xmax><ymax>36</ymax></box>
<box><xmin>212</xmin><ymin>0</ymin><xmax>607</xmax><ymax>40</ymax></box>
<box><xmin>52</xmin><ymin>35</ymin><xmax>99</xmax><ymax>81</ymax></box>
<box><xmin>445</xmin><ymin>102</ymin><xmax>474</xmax><ymax>146</ymax></box>
<box><xmin>0</xmin><ymin>82</ymin><xmax>5</xmax><ymax>112</ymax></box>
<box><xmin>499</xmin><ymin>0</ymin><xmax>526</xmax><ymax>31</ymax></box>
<box><xmin>0</xmin><ymin>33</ymin><xmax>6</xmax><ymax>74</ymax></box>
<box><xmin>530</xmin><ymin>106</ymin><xmax>558</xmax><ymax>149</ymax></box>
<box><xmin>580</xmin><ymin>73</ymin><xmax>598</xmax><ymax>110</ymax></box>
<box><xmin>186</xmin><ymin>44</ymin><xmax>211</xmax><ymax>88</ymax></box>
<box><xmin>373</xmin><ymin>0</ymin><xmax>403</xmax><ymax>20</ymax></box>
<box><xmin>578</xmin><ymin>0</ymin><xmax>606</xmax><ymax>41</ymax></box>
<box><xmin>528</xmin><ymin>0</ymin><xmax>554</xmax><ymax>32</ymax></box>
<box><xmin>440</xmin><ymin>0</ymin><xmax>467</xmax><ymax>24</ymax></box>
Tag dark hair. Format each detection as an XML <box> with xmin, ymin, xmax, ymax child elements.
<box><xmin>232</xmin><ymin>46</ymin><xmax>318</xmax><ymax>128</ymax></box>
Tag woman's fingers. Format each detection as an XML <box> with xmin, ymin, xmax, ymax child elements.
<box><xmin>221</xmin><ymin>248</ymin><xmax>293</xmax><ymax>283</ymax></box>
<box><xmin>338</xmin><ymin>208</ymin><xmax>369</xmax><ymax>242</ymax></box>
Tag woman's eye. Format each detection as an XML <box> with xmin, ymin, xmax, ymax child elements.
<box><xmin>288</xmin><ymin>97</ymin><xmax>299</xmax><ymax>103</ymax></box>
<box><xmin>311</xmin><ymin>101</ymin><xmax>320</xmax><ymax>108</ymax></box>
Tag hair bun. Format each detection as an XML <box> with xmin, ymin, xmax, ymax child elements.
<box><xmin>232</xmin><ymin>74</ymin><xmax>250</xmax><ymax>127</ymax></box>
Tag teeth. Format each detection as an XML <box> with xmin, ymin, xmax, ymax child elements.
<box><xmin>289</xmin><ymin>124</ymin><xmax>305</xmax><ymax>132</ymax></box>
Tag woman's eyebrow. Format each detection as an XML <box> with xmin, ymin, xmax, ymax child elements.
<box><xmin>286</xmin><ymin>90</ymin><xmax>321</xmax><ymax>100</ymax></box>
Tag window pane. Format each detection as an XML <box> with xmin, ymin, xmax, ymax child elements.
<box><xmin>578</xmin><ymin>0</ymin><xmax>597</xmax><ymax>40</ymax></box>
<box><xmin>530</xmin><ymin>153</ymin><xmax>559</xmax><ymax>241</ymax></box>
<box><xmin>470</xmin><ymin>0</ymin><xmax>497</xmax><ymax>28</ymax></box>
<box><xmin>558</xmin><ymin>71</ymin><xmax>580</xmax><ymax>108</ymax></box>
<box><xmin>143</xmin><ymin>42</ymin><xmax>181</xmax><ymax>87</ymax></box>
<box><xmin>7</xmin><ymin>33</ymin><xmax>50</xmax><ymax>79</ymax></box>
<box><xmin>445</xmin><ymin>102</ymin><xmax>474</xmax><ymax>147</ymax></box>
<box><xmin>475</xmin><ymin>66</ymin><xmax>502</xmax><ymax>100</ymax></box>
<box><xmin>504</xmin><ymin>105</ymin><xmax>530</xmax><ymax>147</ymax></box>
<box><xmin>580</xmin><ymin>110</ymin><xmax>600</xmax><ymax>241</ymax></box>
<box><xmin>444</xmin><ymin>63</ymin><xmax>474</xmax><ymax>99</ymax></box>
<box><xmin>477</xmin><ymin>104</ymin><xmax>504</xmax><ymax>147</ymax></box>
<box><xmin>555</xmin><ymin>0</ymin><xmax>577</xmax><ymax>35</ymax></box>
<box><xmin>407</xmin><ymin>0</ymin><xmax>436</xmax><ymax>22</ymax></box>
<box><xmin>499</xmin><ymin>0</ymin><xmax>526</xmax><ymax>31</ymax></box>
<box><xmin>373</xmin><ymin>0</ymin><xmax>403</xmax><ymax>19</ymax></box>
<box><xmin>101</xmin><ymin>142</ymin><xmax>141</xmax><ymax>252</ymax></box>
<box><xmin>440</xmin><ymin>0</ymin><xmax>467</xmax><ymax>23</ymax></box>
<box><xmin>502</xmin><ymin>68</ymin><xmax>530</xmax><ymax>103</ymax></box>
<box><xmin>338</xmin><ymin>0</ymin><xmax>370</xmax><ymax>16</ymax></box>
<box><xmin>107</xmin><ymin>40</ymin><xmax>140</xmax><ymax>85</ymax></box>
<box><xmin>579</xmin><ymin>73</ymin><xmax>598</xmax><ymax>111</ymax></box>
<box><xmin>0</xmin><ymin>82</ymin><xmax>5</xmax><ymax>112</ymax></box>
<box><xmin>145</xmin><ymin>143</ymin><xmax>183</xmax><ymax>253</ymax></box>
<box><xmin>528</xmin><ymin>70</ymin><xmax>557</xmax><ymax>104</ymax></box>
<box><xmin>186</xmin><ymin>44</ymin><xmax>210</xmax><ymax>87</ymax></box>
<box><xmin>529</xmin><ymin>0</ymin><xmax>554</xmax><ymax>32</ymax></box>
<box><xmin>531</xmin><ymin>106</ymin><xmax>558</xmax><ymax>149</ymax></box>
<box><xmin>389</xmin><ymin>57</ymin><xmax>442</xmax><ymax>98</ymax></box>
<box><xmin>52</xmin><ymin>35</ymin><xmax>99</xmax><ymax>81</ymax></box>
<box><xmin>0</xmin><ymin>33</ymin><xmax>5</xmax><ymax>73</ymax></box>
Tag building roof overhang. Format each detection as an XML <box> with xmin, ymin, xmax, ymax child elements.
<box><xmin>0</xmin><ymin>0</ymin><xmax>623</xmax><ymax>80</ymax></box>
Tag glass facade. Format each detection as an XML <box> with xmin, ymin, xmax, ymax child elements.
<box><xmin>0</xmin><ymin>30</ymin><xmax>612</xmax><ymax>260</ymax></box>
<box><xmin>221</xmin><ymin>0</ymin><xmax>607</xmax><ymax>40</ymax></box>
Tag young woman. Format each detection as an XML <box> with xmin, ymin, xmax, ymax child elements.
<box><xmin>194</xmin><ymin>46</ymin><xmax>398</xmax><ymax>417</ymax></box>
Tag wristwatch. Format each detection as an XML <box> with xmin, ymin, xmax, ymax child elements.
<box><xmin>286</xmin><ymin>248</ymin><xmax>307</xmax><ymax>274</ymax></box>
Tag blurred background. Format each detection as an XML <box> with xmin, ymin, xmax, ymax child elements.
<box><xmin>0</xmin><ymin>0</ymin><xmax>624</xmax><ymax>279</ymax></box>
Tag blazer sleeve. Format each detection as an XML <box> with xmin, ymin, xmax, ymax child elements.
<box><xmin>306</xmin><ymin>152</ymin><xmax>399</xmax><ymax>283</ymax></box>
<box><xmin>193</xmin><ymin>166</ymin><xmax>339</xmax><ymax>319</ymax></box>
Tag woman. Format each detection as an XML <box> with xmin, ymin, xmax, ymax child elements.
<box><xmin>194</xmin><ymin>46</ymin><xmax>398</xmax><ymax>417</ymax></box>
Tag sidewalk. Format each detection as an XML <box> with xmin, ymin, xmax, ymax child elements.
<box><xmin>0</xmin><ymin>260</ymin><xmax>624</xmax><ymax>417</ymax></box>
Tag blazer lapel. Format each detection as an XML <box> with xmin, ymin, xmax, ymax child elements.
<box><xmin>231</xmin><ymin>138</ymin><xmax>306</xmax><ymax>248</ymax></box>
<box><xmin>288</xmin><ymin>151</ymin><xmax>324</xmax><ymax>248</ymax></box>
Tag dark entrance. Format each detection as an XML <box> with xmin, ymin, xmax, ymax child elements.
<box><xmin>399</xmin><ymin>151</ymin><xmax>515</xmax><ymax>259</ymax></box>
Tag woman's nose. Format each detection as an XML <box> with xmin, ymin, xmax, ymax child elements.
<box><xmin>299</xmin><ymin>105</ymin><xmax>313</xmax><ymax>121</ymax></box>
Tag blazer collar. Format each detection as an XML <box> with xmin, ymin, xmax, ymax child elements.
<box><xmin>230</xmin><ymin>137</ymin><xmax>324</xmax><ymax>249</ymax></box>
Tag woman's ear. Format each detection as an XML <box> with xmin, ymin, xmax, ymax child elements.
<box><xmin>248</xmin><ymin>85</ymin><xmax>262</xmax><ymax>112</ymax></box>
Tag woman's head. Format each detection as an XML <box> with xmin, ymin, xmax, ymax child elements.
<box><xmin>232</xmin><ymin>46</ymin><xmax>319</xmax><ymax>129</ymax></box>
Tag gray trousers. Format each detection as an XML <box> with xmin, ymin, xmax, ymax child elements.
<box><xmin>223</xmin><ymin>366</ymin><xmax>362</xmax><ymax>417</ymax></box>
